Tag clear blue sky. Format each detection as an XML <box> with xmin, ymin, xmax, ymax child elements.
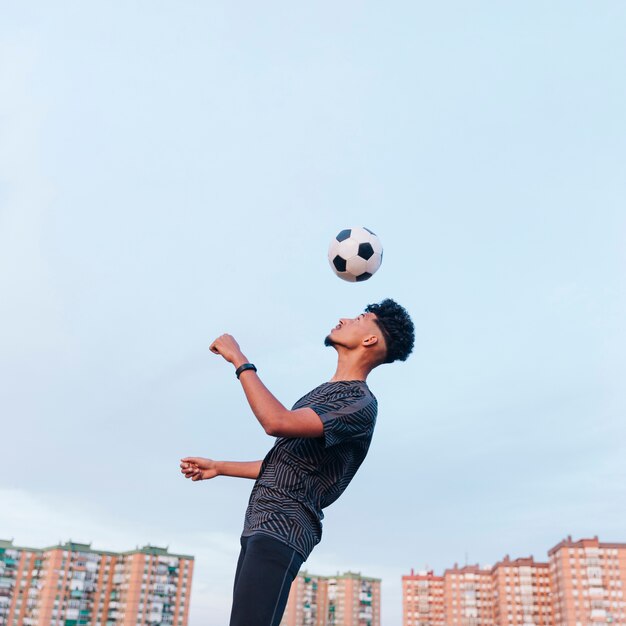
<box><xmin>1</xmin><ymin>2</ymin><xmax>625</xmax><ymax>624</ymax></box>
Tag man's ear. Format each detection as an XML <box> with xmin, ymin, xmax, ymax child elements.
<box><xmin>362</xmin><ymin>335</ymin><xmax>379</xmax><ymax>347</ymax></box>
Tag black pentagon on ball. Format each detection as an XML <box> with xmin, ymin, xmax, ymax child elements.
<box><xmin>356</xmin><ymin>272</ymin><xmax>372</xmax><ymax>282</ymax></box>
<box><xmin>357</xmin><ymin>242</ymin><xmax>374</xmax><ymax>260</ymax></box>
<box><xmin>332</xmin><ymin>255</ymin><xmax>347</xmax><ymax>272</ymax></box>
<box><xmin>336</xmin><ymin>229</ymin><xmax>351</xmax><ymax>242</ymax></box>
<box><xmin>364</xmin><ymin>227</ymin><xmax>377</xmax><ymax>236</ymax></box>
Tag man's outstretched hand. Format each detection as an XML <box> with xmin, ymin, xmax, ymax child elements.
<box><xmin>180</xmin><ymin>457</ymin><xmax>219</xmax><ymax>481</ymax></box>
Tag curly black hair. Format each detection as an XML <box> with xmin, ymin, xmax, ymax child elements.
<box><xmin>365</xmin><ymin>298</ymin><xmax>415</xmax><ymax>364</ymax></box>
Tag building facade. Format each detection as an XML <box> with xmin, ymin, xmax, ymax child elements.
<box><xmin>443</xmin><ymin>565</ymin><xmax>494</xmax><ymax>626</ymax></box>
<box><xmin>549</xmin><ymin>536</ymin><xmax>626</xmax><ymax>626</ymax></box>
<box><xmin>403</xmin><ymin>536</ymin><xmax>626</xmax><ymax>626</ymax></box>
<box><xmin>0</xmin><ymin>540</ymin><xmax>193</xmax><ymax>626</ymax></box>
<box><xmin>402</xmin><ymin>570</ymin><xmax>444</xmax><ymax>626</ymax></box>
<box><xmin>491</xmin><ymin>556</ymin><xmax>552</xmax><ymax>626</ymax></box>
<box><xmin>281</xmin><ymin>571</ymin><xmax>381</xmax><ymax>626</ymax></box>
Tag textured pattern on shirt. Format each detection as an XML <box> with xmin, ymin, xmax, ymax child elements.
<box><xmin>242</xmin><ymin>380</ymin><xmax>378</xmax><ymax>560</ymax></box>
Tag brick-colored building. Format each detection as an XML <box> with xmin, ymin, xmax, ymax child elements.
<box><xmin>281</xmin><ymin>572</ymin><xmax>328</xmax><ymax>626</ymax></box>
<box><xmin>0</xmin><ymin>541</ymin><xmax>42</xmax><ymax>626</ymax></box>
<box><xmin>491</xmin><ymin>556</ymin><xmax>552</xmax><ymax>626</ymax></box>
<box><xmin>443</xmin><ymin>564</ymin><xmax>494</xmax><ymax>626</ymax></box>
<box><xmin>402</xmin><ymin>570</ymin><xmax>444</xmax><ymax>626</ymax></box>
<box><xmin>549</xmin><ymin>536</ymin><xmax>626</xmax><ymax>626</ymax></box>
<box><xmin>402</xmin><ymin>564</ymin><xmax>496</xmax><ymax>626</ymax></box>
<box><xmin>403</xmin><ymin>536</ymin><xmax>626</xmax><ymax>626</ymax></box>
<box><xmin>0</xmin><ymin>539</ymin><xmax>193</xmax><ymax>626</ymax></box>
<box><xmin>281</xmin><ymin>570</ymin><xmax>380</xmax><ymax>626</ymax></box>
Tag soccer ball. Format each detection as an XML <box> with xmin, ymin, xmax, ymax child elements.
<box><xmin>328</xmin><ymin>227</ymin><xmax>383</xmax><ymax>282</ymax></box>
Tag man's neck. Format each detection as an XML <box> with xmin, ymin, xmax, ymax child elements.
<box><xmin>329</xmin><ymin>353</ymin><xmax>372</xmax><ymax>383</ymax></box>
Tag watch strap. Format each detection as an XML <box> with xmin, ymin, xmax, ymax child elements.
<box><xmin>235</xmin><ymin>363</ymin><xmax>257</xmax><ymax>379</ymax></box>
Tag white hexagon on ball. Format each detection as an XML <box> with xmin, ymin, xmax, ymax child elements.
<box><xmin>366</xmin><ymin>252</ymin><xmax>382</xmax><ymax>275</ymax></box>
<box><xmin>346</xmin><ymin>254</ymin><xmax>368</xmax><ymax>277</ymax></box>
<box><xmin>347</xmin><ymin>227</ymin><xmax>373</xmax><ymax>244</ymax></box>
<box><xmin>328</xmin><ymin>227</ymin><xmax>383</xmax><ymax>282</ymax></box>
<box><xmin>370</xmin><ymin>237</ymin><xmax>383</xmax><ymax>255</ymax></box>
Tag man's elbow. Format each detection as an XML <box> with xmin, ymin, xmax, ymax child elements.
<box><xmin>264</xmin><ymin>423</ymin><xmax>279</xmax><ymax>437</ymax></box>
<box><xmin>263</xmin><ymin>415</ymin><xmax>286</xmax><ymax>437</ymax></box>
<box><xmin>262</xmin><ymin>409</ymin><xmax>324</xmax><ymax>439</ymax></box>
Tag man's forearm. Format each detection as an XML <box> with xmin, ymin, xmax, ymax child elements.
<box><xmin>216</xmin><ymin>460</ymin><xmax>262</xmax><ymax>479</ymax></box>
<box><xmin>211</xmin><ymin>337</ymin><xmax>317</xmax><ymax>436</ymax></box>
<box><xmin>238</xmin><ymin>372</ymin><xmax>290</xmax><ymax>435</ymax></box>
<box><xmin>235</xmin><ymin>365</ymin><xmax>323</xmax><ymax>438</ymax></box>
<box><xmin>210</xmin><ymin>337</ymin><xmax>290</xmax><ymax>435</ymax></box>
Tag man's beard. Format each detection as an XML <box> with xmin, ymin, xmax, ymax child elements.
<box><xmin>324</xmin><ymin>335</ymin><xmax>335</xmax><ymax>348</ymax></box>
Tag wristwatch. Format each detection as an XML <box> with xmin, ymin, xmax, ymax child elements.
<box><xmin>235</xmin><ymin>363</ymin><xmax>257</xmax><ymax>379</ymax></box>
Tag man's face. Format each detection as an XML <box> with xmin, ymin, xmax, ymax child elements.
<box><xmin>324</xmin><ymin>312</ymin><xmax>382</xmax><ymax>350</ymax></box>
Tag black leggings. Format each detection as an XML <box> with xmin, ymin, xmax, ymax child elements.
<box><xmin>229</xmin><ymin>534</ymin><xmax>304</xmax><ymax>626</ymax></box>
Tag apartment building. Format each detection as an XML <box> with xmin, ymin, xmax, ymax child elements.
<box><xmin>402</xmin><ymin>570</ymin><xmax>444</xmax><ymax>626</ymax></box>
<box><xmin>402</xmin><ymin>536</ymin><xmax>626</xmax><ymax>626</ymax></box>
<box><xmin>443</xmin><ymin>564</ymin><xmax>494</xmax><ymax>626</ymax></box>
<box><xmin>0</xmin><ymin>539</ymin><xmax>193</xmax><ymax>626</ymax></box>
<box><xmin>281</xmin><ymin>572</ymin><xmax>327</xmax><ymax>626</ymax></box>
<box><xmin>281</xmin><ymin>570</ymin><xmax>380</xmax><ymax>626</ymax></box>
<box><xmin>0</xmin><ymin>540</ymin><xmax>42</xmax><ymax>626</ymax></box>
<box><xmin>491</xmin><ymin>556</ymin><xmax>552</xmax><ymax>626</ymax></box>
<box><xmin>549</xmin><ymin>536</ymin><xmax>626</xmax><ymax>626</ymax></box>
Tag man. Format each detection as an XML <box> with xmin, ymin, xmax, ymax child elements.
<box><xmin>180</xmin><ymin>298</ymin><xmax>414</xmax><ymax>626</ymax></box>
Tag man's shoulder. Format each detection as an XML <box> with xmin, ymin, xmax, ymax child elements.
<box><xmin>292</xmin><ymin>381</ymin><xmax>376</xmax><ymax>417</ymax></box>
<box><xmin>328</xmin><ymin>380</ymin><xmax>377</xmax><ymax>404</ymax></box>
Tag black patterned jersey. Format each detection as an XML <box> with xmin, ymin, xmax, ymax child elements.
<box><xmin>241</xmin><ymin>380</ymin><xmax>378</xmax><ymax>560</ymax></box>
